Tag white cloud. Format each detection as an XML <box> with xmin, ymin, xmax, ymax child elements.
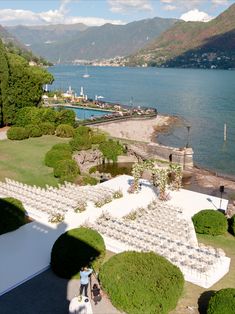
<box><xmin>0</xmin><ymin>9</ymin><xmax>44</xmax><ymax>25</ymax></box>
<box><xmin>108</xmin><ymin>0</ymin><xmax>153</xmax><ymax>13</ymax></box>
<box><xmin>161</xmin><ymin>0</ymin><xmax>230</xmax><ymax>11</ymax></box>
<box><xmin>0</xmin><ymin>1</ymin><xmax>124</xmax><ymax>27</ymax></box>
<box><xmin>164</xmin><ymin>5</ymin><xmax>177</xmax><ymax>11</ymax></box>
<box><xmin>211</xmin><ymin>0</ymin><xmax>229</xmax><ymax>5</ymax></box>
<box><xmin>180</xmin><ymin>9</ymin><xmax>213</xmax><ymax>22</ymax></box>
<box><xmin>63</xmin><ymin>16</ymin><xmax>125</xmax><ymax>26</ymax></box>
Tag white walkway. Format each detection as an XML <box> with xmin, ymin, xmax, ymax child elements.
<box><xmin>0</xmin><ymin>175</ymin><xmax>229</xmax><ymax>295</ymax></box>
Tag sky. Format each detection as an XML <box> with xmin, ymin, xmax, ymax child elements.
<box><xmin>0</xmin><ymin>0</ymin><xmax>234</xmax><ymax>27</ymax></box>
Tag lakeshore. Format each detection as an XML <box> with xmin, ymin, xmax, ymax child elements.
<box><xmin>91</xmin><ymin>116</ymin><xmax>235</xmax><ymax>207</ymax></box>
<box><xmin>94</xmin><ymin>114</ymin><xmax>181</xmax><ymax>143</ymax></box>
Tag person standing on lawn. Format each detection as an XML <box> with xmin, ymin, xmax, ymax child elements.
<box><xmin>79</xmin><ymin>267</ymin><xmax>93</xmax><ymax>297</ymax></box>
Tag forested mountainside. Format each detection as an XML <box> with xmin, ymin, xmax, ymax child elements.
<box><xmin>7</xmin><ymin>17</ymin><xmax>177</xmax><ymax>62</ymax></box>
<box><xmin>127</xmin><ymin>3</ymin><xmax>235</xmax><ymax>69</ymax></box>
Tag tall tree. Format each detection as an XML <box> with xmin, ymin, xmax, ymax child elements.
<box><xmin>0</xmin><ymin>40</ymin><xmax>9</xmax><ymax>127</ymax></box>
<box><xmin>4</xmin><ymin>53</ymin><xmax>53</xmax><ymax>125</ymax></box>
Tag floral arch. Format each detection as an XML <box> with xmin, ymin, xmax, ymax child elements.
<box><xmin>130</xmin><ymin>160</ymin><xmax>182</xmax><ymax>200</ymax></box>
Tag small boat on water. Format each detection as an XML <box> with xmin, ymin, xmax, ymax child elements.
<box><xmin>82</xmin><ymin>66</ymin><xmax>90</xmax><ymax>78</ymax></box>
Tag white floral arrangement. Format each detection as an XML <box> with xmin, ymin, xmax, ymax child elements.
<box><xmin>74</xmin><ymin>201</ymin><xmax>87</xmax><ymax>213</ymax></box>
<box><xmin>113</xmin><ymin>189</ymin><xmax>123</xmax><ymax>199</ymax></box>
<box><xmin>48</xmin><ymin>212</ymin><xmax>65</xmax><ymax>223</ymax></box>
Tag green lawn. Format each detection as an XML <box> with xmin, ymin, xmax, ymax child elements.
<box><xmin>171</xmin><ymin>232</ymin><xmax>235</xmax><ymax>314</ymax></box>
<box><xmin>0</xmin><ymin>136</ymin><xmax>69</xmax><ymax>187</ymax></box>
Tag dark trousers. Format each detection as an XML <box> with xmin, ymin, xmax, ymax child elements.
<box><xmin>80</xmin><ymin>283</ymin><xmax>88</xmax><ymax>297</ymax></box>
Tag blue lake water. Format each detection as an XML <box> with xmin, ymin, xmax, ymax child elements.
<box><xmin>48</xmin><ymin>65</ymin><xmax>235</xmax><ymax>175</ymax></box>
<box><xmin>58</xmin><ymin>106</ymin><xmax>112</xmax><ymax>120</ymax></box>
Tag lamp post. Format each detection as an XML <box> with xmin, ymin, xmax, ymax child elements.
<box><xmin>219</xmin><ymin>185</ymin><xmax>224</xmax><ymax>210</ymax></box>
<box><xmin>186</xmin><ymin>125</ymin><xmax>191</xmax><ymax>148</ymax></box>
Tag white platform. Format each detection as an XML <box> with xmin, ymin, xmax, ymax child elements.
<box><xmin>0</xmin><ymin>175</ymin><xmax>230</xmax><ymax>295</ymax></box>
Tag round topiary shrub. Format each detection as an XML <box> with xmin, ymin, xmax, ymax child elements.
<box><xmin>7</xmin><ymin>127</ymin><xmax>28</xmax><ymax>140</ymax></box>
<box><xmin>40</xmin><ymin>122</ymin><xmax>55</xmax><ymax>135</ymax></box>
<box><xmin>99</xmin><ymin>251</ymin><xmax>184</xmax><ymax>314</ymax></box>
<box><xmin>192</xmin><ymin>209</ymin><xmax>227</xmax><ymax>236</ymax></box>
<box><xmin>207</xmin><ymin>288</ymin><xmax>235</xmax><ymax>314</ymax></box>
<box><xmin>70</xmin><ymin>134</ymin><xmax>92</xmax><ymax>151</ymax></box>
<box><xmin>51</xmin><ymin>227</ymin><xmax>105</xmax><ymax>278</ymax></box>
<box><xmin>54</xmin><ymin>159</ymin><xmax>80</xmax><ymax>182</ymax></box>
<box><xmin>25</xmin><ymin>124</ymin><xmax>43</xmax><ymax>138</ymax></box>
<box><xmin>55</xmin><ymin>124</ymin><xmax>75</xmax><ymax>138</ymax></box>
<box><xmin>75</xmin><ymin>125</ymin><xmax>91</xmax><ymax>136</ymax></box>
<box><xmin>44</xmin><ymin>149</ymin><xmax>72</xmax><ymax>168</ymax></box>
<box><xmin>0</xmin><ymin>197</ymin><xmax>27</xmax><ymax>235</ymax></box>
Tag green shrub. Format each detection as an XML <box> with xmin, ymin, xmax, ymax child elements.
<box><xmin>25</xmin><ymin>124</ymin><xmax>43</xmax><ymax>137</ymax></box>
<box><xmin>91</xmin><ymin>133</ymin><xmax>106</xmax><ymax>144</ymax></box>
<box><xmin>7</xmin><ymin>126</ymin><xmax>29</xmax><ymax>140</ymax></box>
<box><xmin>54</xmin><ymin>159</ymin><xmax>80</xmax><ymax>182</ymax></box>
<box><xmin>50</xmin><ymin>227</ymin><xmax>105</xmax><ymax>278</ymax></box>
<box><xmin>82</xmin><ymin>175</ymin><xmax>98</xmax><ymax>185</ymax></box>
<box><xmin>55</xmin><ymin>124</ymin><xmax>75</xmax><ymax>138</ymax></box>
<box><xmin>99</xmin><ymin>251</ymin><xmax>184</xmax><ymax>314</ymax></box>
<box><xmin>14</xmin><ymin>107</ymin><xmax>41</xmax><ymax>127</ymax></box>
<box><xmin>99</xmin><ymin>139</ymin><xmax>124</xmax><ymax>162</ymax></box>
<box><xmin>55</xmin><ymin>109</ymin><xmax>75</xmax><ymax>126</ymax></box>
<box><xmin>0</xmin><ymin>197</ymin><xmax>27</xmax><ymax>235</ymax></box>
<box><xmin>44</xmin><ymin>149</ymin><xmax>72</xmax><ymax>168</ymax></box>
<box><xmin>51</xmin><ymin>143</ymin><xmax>72</xmax><ymax>153</ymax></box>
<box><xmin>40</xmin><ymin>122</ymin><xmax>55</xmax><ymax>135</ymax></box>
<box><xmin>207</xmin><ymin>288</ymin><xmax>235</xmax><ymax>314</ymax></box>
<box><xmin>70</xmin><ymin>134</ymin><xmax>92</xmax><ymax>151</ymax></box>
<box><xmin>75</xmin><ymin>125</ymin><xmax>91</xmax><ymax>136</ymax></box>
<box><xmin>14</xmin><ymin>107</ymin><xmax>57</xmax><ymax>127</ymax></box>
<box><xmin>89</xmin><ymin>166</ymin><xmax>97</xmax><ymax>174</ymax></box>
<box><xmin>40</xmin><ymin>108</ymin><xmax>57</xmax><ymax>123</ymax></box>
<box><xmin>192</xmin><ymin>209</ymin><xmax>227</xmax><ymax>236</ymax></box>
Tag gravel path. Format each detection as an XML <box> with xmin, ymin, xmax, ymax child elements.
<box><xmin>0</xmin><ymin>269</ymin><xmax>122</xmax><ymax>314</ymax></box>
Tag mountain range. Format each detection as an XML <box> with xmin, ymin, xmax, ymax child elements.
<box><xmin>2</xmin><ymin>3</ymin><xmax>235</xmax><ymax>69</ymax></box>
<box><xmin>127</xmin><ymin>3</ymin><xmax>235</xmax><ymax>69</ymax></box>
<box><xmin>6</xmin><ymin>17</ymin><xmax>177</xmax><ymax>63</ymax></box>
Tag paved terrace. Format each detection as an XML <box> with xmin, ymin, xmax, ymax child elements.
<box><xmin>0</xmin><ymin>175</ymin><xmax>230</xmax><ymax>297</ymax></box>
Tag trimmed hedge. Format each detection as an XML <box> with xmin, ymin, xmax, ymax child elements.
<box><xmin>25</xmin><ymin>124</ymin><xmax>43</xmax><ymax>137</ymax></box>
<box><xmin>7</xmin><ymin>127</ymin><xmax>28</xmax><ymax>140</ymax></box>
<box><xmin>44</xmin><ymin>149</ymin><xmax>72</xmax><ymax>168</ymax></box>
<box><xmin>50</xmin><ymin>227</ymin><xmax>105</xmax><ymax>278</ymax></box>
<box><xmin>99</xmin><ymin>251</ymin><xmax>184</xmax><ymax>314</ymax></box>
<box><xmin>207</xmin><ymin>288</ymin><xmax>235</xmax><ymax>314</ymax></box>
<box><xmin>0</xmin><ymin>197</ymin><xmax>27</xmax><ymax>235</ymax></box>
<box><xmin>54</xmin><ymin>159</ymin><xmax>80</xmax><ymax>182</ymax></box>
<box><xmin>56</xmin><ymin>124</ymin><xmax>75</xmax><ymax>138</ymax></box>
<box><xmin>192</xmin><ymin>209</ymin><xmax>227</xmax><ymax>236</ymax></box>
<box><xmin>40</xmin><ymin>122</ymin><xmax>55</xmax><ymax>135</ymax></box>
